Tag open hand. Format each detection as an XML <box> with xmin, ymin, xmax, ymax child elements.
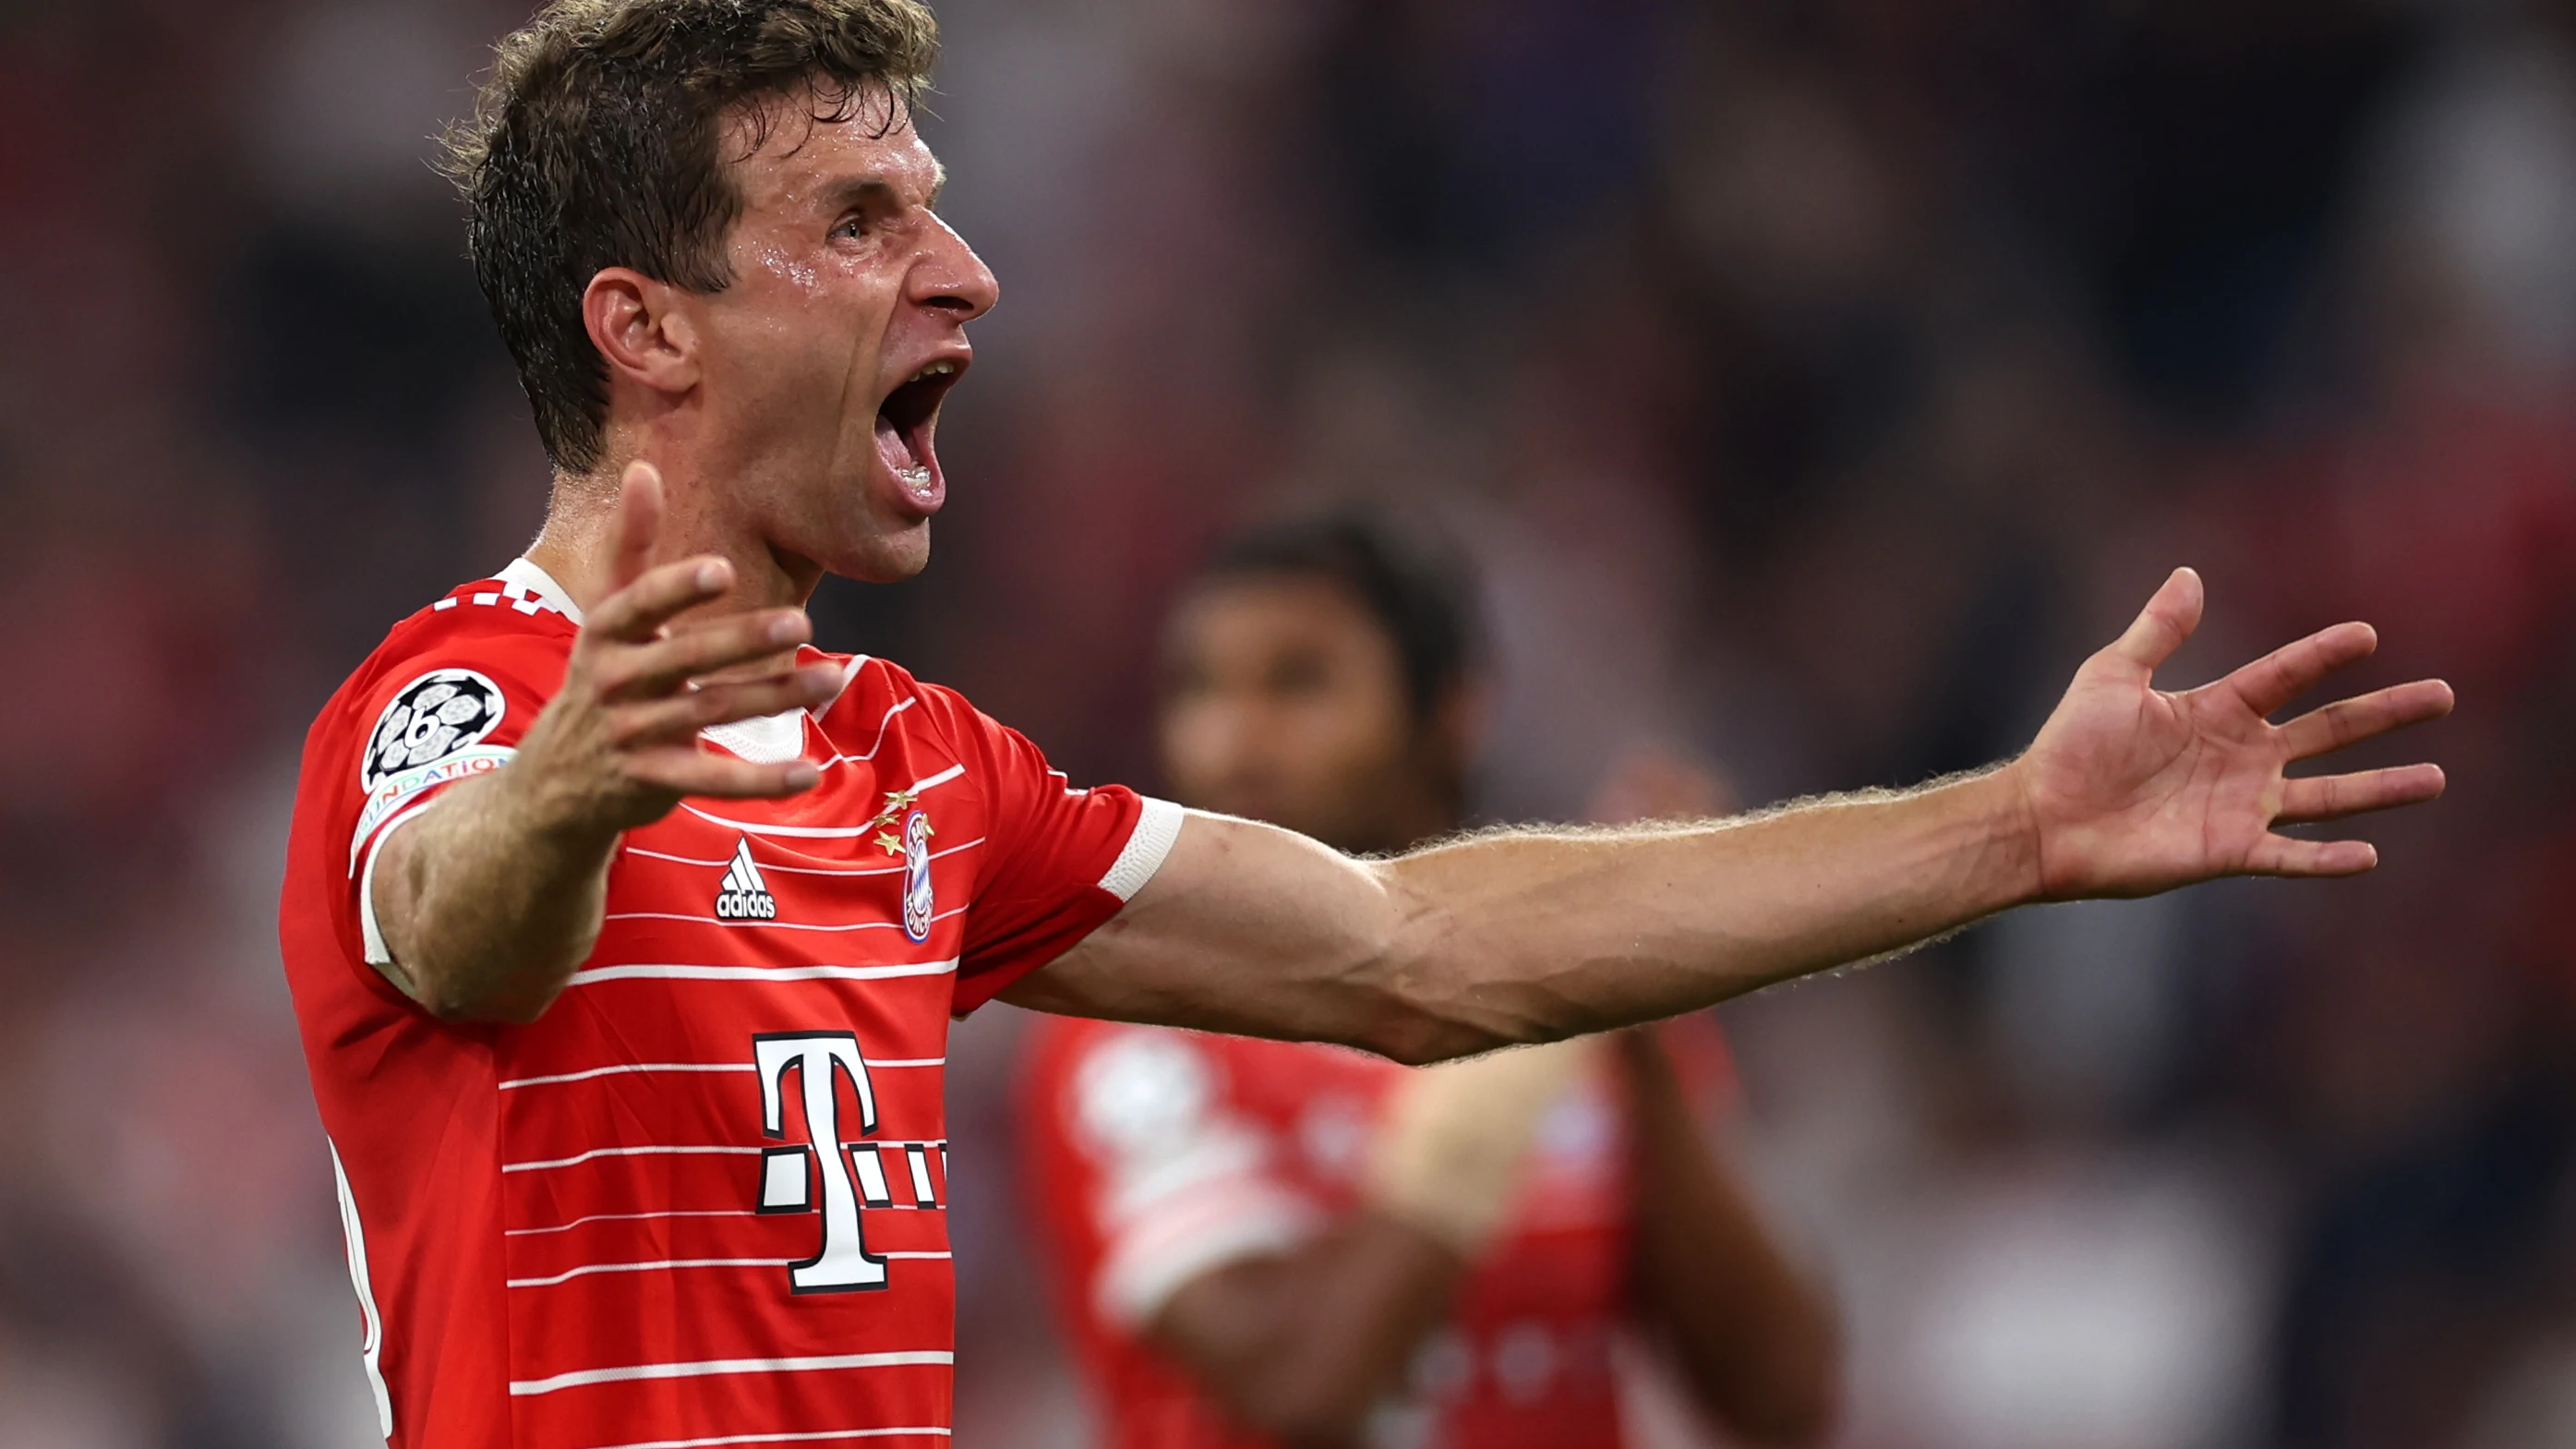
<box><xmin>511</xmin><ymin>462</ymin><xmax>841</xmax><ymax>838</ymax></box>
<box><xmin>2012</xmin><ymin>568</ymin><xmax>2452</xmax><ymax>900</ymax></box>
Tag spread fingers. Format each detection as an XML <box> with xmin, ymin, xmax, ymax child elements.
<box><xmin>2274</xmin><ymin>763</ymin><xmax>2448</xmax><ymax>825</ymax></box>
<box><xmin>608</xmin><ymin>667</ymin><xmax>843</xmax><ymax>747</ymax></box>
<box><xmin>625</xmin><ymin>746</ymin><xmax>822</xmax><ymax>801</ymax></box>
<box><xmin>2222</xmin><ymin>622</ymin><xmax>2377</xmax><ymax>718</ymax></box>
<box><xmin>594</xmin><ymin>610</ymin><xmax>814</xmax><ymax>699</ymax></box>
<box><xmin>586</xmin><ymin>557</ymin><xmax>738</xmax><ymax>643</ymax></box>
<box><xmin>2276</xmin><ymin>679</ymin><xmax>2456</xmax><ymax>760</ymax></box>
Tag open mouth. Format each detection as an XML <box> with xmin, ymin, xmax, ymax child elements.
<box><xmin>875</xmin><ymin>358</ymin><xmax>963</xmax><ymax>509</ymax></box>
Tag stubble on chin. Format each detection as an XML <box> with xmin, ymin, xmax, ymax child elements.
<box><xmin>837</xmin><ymin>520</ymin><xmax>932</xmax><ymax>586</ymax></box>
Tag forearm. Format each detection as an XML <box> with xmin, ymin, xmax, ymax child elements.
<box><xmin>1620</xmin><ymin>1034</ymin><xmax>1838</xmax><ymax>1446</ymax></box>
<box><xmin>372</xmin><ymin>769</ymin><xmax>620</xmax><ymax>1022</ymax></box>
<box><xmin>1371</xmin><ymin>766</ymin><xmax>2038</xmax><ymax>1059</ymax></box>
<box><xmin>1029</xmin><ymin>767</ymin><xmax>2041</xmax><ymax>1061</ymax></box>
<box><xmin>1150</xmin><ymin>1219</ymin><xmax>1464</xmax><ymax>1447</ymax></box>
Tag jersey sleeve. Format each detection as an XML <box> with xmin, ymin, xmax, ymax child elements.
<box><xmin>336</xmin><ymin>624</ymin><xmax>571</xmax><ymax>968</ymax></box>
<box><xmin>912</xmin><ymin>683</ymin><xmax>1183</xmax><ymax>1012</ymax></box>
<box><xmin>1050</xmin><ymin>1026</ymin><xmax>1320</xmax><ymax>1329</ymax></box>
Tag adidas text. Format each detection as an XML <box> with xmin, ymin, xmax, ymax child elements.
<box><xmin>716</xmin><ymin>837</ymin><xmax>779</xmax><ymax>922</ymax></box>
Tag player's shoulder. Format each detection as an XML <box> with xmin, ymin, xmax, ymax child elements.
<box><xmin>813</xmin><ymin>655</ymin><xmax>1005</xmax><ymax>762</ymax></box>
<box><xmin>357</xmin><ymin>560</ymin><xmax>576</xmax><ymax>678</ymax></box>
<box><xmin>391</xmin><ymin>562</ymin><xmax>580</xmax><ymax>658</ymax></box>
<box><xmin>825</xmin><ymin>655</ymin><xmax>967</xmax><ymax>718</ymax></box>
<box><xmin>307</xmin><ymin>562</ymin><xmax>579</xmax><ymax>755</ymax></box>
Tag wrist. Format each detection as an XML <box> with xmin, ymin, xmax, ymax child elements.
<box><xmin>497</xmin><ymin>751</ymin><xmax>628</xmax><ymax>861</ymax></box>
<box><xmin>1955</xmin><ymin>760</ymin><xmax>2049</xmax><ymax>911</ymax></box>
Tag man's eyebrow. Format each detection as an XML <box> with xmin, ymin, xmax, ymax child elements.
<box><xmin>820</xmin><ymin>163</ymin><xmax>946</xmax><ymax>212</ymax></box>
<box><xmin>822</xmin><ymin>174</ymin><xmax>896</xmax><ymax>210</ymax></box>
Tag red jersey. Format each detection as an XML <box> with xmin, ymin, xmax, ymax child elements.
<box><xmin>1019</xmin><ymin>1019</ymin><xmax>1638</xmax><ymax>1449</ymax></box>
<box><xmin>280</xmin><ymin>560</ymin><xmax>1182</xmax><ymax>1449</ymax></box>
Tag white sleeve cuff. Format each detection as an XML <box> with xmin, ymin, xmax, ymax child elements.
<box><xmin>357</xmin><ymin>803</ymin><xmax>438</xmax><ymax>968</ymax></box>
<box><xmin>1094</xmin><ymin>1188</ymin><xmax>1319</xmax><ymax>1329</ymax></box>
<box><xmin>1099</xmin><ymin>796</ymin><xmax>1186</xmax><ymax>902</ymax></box>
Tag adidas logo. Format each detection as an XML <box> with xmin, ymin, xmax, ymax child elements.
<box><xmin>714</xmin><ymin>837</ymin><xmax>778</xmax><ymax>921</ymax></box>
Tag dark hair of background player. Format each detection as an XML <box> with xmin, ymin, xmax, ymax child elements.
<box><xmin>440</xmin><ymin>0</ymin><xmax>940</xmax><ymax>474</ymax></box>
<box><xmin>1195</xmin><ymin>509</ymin><xmax>1483</xmax><ymax>727</ymax></box>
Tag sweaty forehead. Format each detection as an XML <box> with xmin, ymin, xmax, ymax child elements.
<box><xmin>726</xmin><ymin>91</ymin><xmax>945</xmax><ymax>210</ymax></box>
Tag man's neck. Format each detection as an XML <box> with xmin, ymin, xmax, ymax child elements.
<box><xmin>524</xmin><ymin>467</ymin><xmax>821</xmax><ymax>619</ymax></box>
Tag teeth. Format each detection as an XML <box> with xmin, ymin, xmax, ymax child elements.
<box><xmin>897</xmin><ymin>465</ymin><xmax>931</xmax><ymax>487</ymax></box>
<box><xmin>906</xmin><ymin>360</ymin><xmax>958</xmax><ymax>384</ymax></box>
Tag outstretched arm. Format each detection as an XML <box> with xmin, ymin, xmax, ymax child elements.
<box><xmin>1007</xmin><ymin>570</ymin><xmax>2452</xmax><ymax>1060</ymax></box>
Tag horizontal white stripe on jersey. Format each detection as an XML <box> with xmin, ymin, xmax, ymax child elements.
<box><xmin>563</xmin><ymin>960</ymin><xmax>957</xmax><ymax>988</ymax></box>
<box><xmin>507</xmin><ymin>1209</ymin><xmax>758</xmax><ymax>1238</ymax></box>
<box><xmin>677</xmin><ymin>765</ymin><xmax>964</xmax><ymax>838</ymax></box>
<box><xmin>621</xmin><ymin>838</ymin><xmax>984</xmax><ymax>876</ymax></box>
<box><xmin>501</xmin><ymin>1144</ymin><xmax>764</xmax><ymax>1174</ymax></box>
<box><xmin>599</xmin><ymin>904</ymin><xmax>967</xmax><ymax>935</ymax></box>
<box><xmin>504</xmin><ymin>1138</ymin><xmax>945</xmax><ymax>1175</ymax></box>
<box><xmin>504</xmin><ymin>1251</ymin><xmax>961</xmax><ymax>1288</ymax></box>
<box><xmin>510</xmin><ymin>1257</ymin><xmax>786</xmax><ymax>1289</ymax></box>
<box><xmin>499</xmin><ymin>1057</ymin><xmax>942</xmax><ymax>1092</ymax></box>
<box><xmin>583</xmin><ymin>1427</ymin><xmax>952</xmax><ymax>1449</ymax></box>
<box><xmin>511</xmin><ymin>1349</ymin><xmax>953</xmax><ymax>1397</ymax></box>
<box><xmin>500</xmin><ymin>1062</ymin><xmax>757</xmax><ymax>1090</ymax></box>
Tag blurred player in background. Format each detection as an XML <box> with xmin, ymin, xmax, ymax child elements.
<box><xmin>1022</xmin><ymin>514</ymin><xmax>1839</xmax><ymax>1448</ymax></box>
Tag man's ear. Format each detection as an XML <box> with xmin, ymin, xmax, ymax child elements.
<box><xmin>582</xmin><ymin>267</ymin><xmax>702</xmax><ymax>395</ymax></box>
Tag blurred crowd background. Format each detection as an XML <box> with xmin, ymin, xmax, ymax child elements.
<box><xmin>2</xmin><ymin>0</ymin><xmax>2570</xmax><ymax>1445</ymax></box>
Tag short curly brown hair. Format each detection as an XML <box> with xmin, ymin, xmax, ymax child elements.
<box><xmin>444</xmin><ymin>0</ymin><xmax>940</xmax><ymax>473</ymax></box>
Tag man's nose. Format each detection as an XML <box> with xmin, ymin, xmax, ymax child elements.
<box><xmin>913</xmin><ymin>214</ymin><xmax>999</xmax><ymax>322</ymax></box>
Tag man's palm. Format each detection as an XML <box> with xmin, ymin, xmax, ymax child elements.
<box><xmin>2016</xmin><ymin>569</ymin><xmax>2452</xmax><ymax>900</ymax></box>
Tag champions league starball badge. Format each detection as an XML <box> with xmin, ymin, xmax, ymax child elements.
<box><xmin>364</xmin><ymin>670</ymin><xmax>507</xmax><ymax>791</ymax></box>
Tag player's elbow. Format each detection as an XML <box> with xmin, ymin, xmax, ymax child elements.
<box><xmin>447</xmin><ymin>984</ymin><xmax>560</xmax><ymax>1027</ymax></box>
<box><xmin>1349</xmin><ymin>958</ymin><xmax>1565</xmax><ymax>1067</ymax></box>
<box><xmin>1351</xmin><ymin>974</ymin><xmax>1563</xmax><ymax>1066</ymax></box>
<box><xmin>1361</xmin><ymin>1014</ymin><xmax>1516</xmax><ymax>1068</ymax></box>
<box><xmin>409</xmin><ymin>962</ymin><xmax>557</xmax><ymax>1026</ymax></box>
<box><xmin>395</xmin><ymin>934</ymin><xmax>571</xmax><ymax>1025</ymax></box>
<box><xmin>1347</xmin><ymin>866</ymin><xmax>1579</xmax><ymax>1066</ymax></box>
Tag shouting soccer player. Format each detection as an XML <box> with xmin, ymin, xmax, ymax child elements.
<box><xmin>1020</xmin><ymin>514</ymin><xmax>1839</xmax><ymax>1447</ymax></box>
<box><xmin>276</xmin><ymin>4</ymin><xmax>2452</xmax><ymax>1448</ymax></box>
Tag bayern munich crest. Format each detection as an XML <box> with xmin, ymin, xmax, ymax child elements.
<box><xmin>900</xmin><ymin>810</ymin><xmax>934</xmax><ymax>942</ymax></box>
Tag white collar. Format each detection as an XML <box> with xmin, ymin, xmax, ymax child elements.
<box><xmin>498</xmin><ymin>557</ymin><xmax>584</xmax><ymax>625</ymax></box>
<box><xmin>499</xmin><ymin>556</ymin><xmax>812</xmax><ymax>764</ymax></box>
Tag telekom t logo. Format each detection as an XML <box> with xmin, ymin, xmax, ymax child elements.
<box><xmin>754</xmin><ymin>1032</ymin><xmax>888</xmax><ymax>1293</ymax></box>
